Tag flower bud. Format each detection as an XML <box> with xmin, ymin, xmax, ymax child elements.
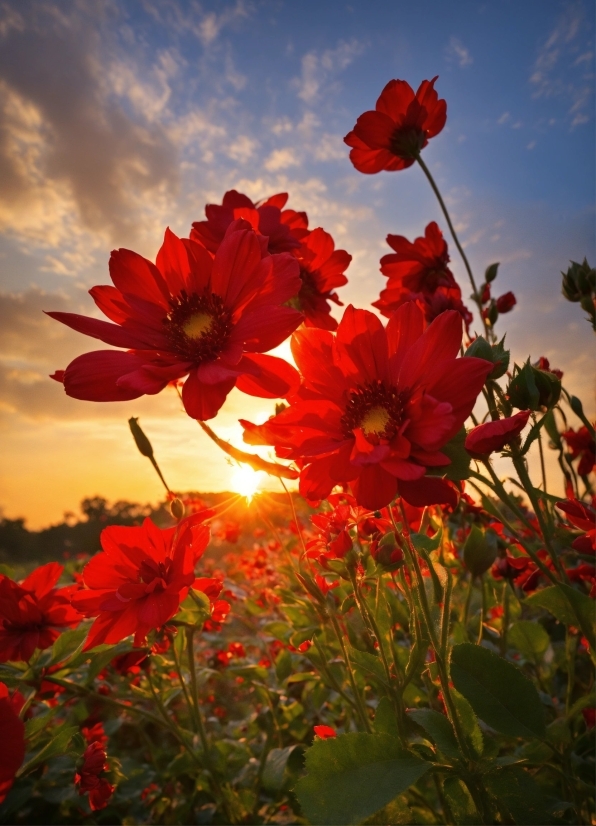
<box><xmin>561</xmin><ymin>258</ymin><xmax>595</xmax><ymax>301</ymax></box>
<box><xmin>170</xmin><ymin>498</ymin><xmax>185</xmax><ymax>520</ymax></box>
<box><xmin>507</xmin><ymin>361</ymin><xmax>561</xmax><ymax>411</ymax></box>
<box><xmin>464</xmin><ymin>335</ymin><xmax>510</xmax><ymax>380</ymax></box>
<box><xmin>484</xmin><ymin>262</ymin><xmax>499</xmax><ymax>283</ymax></box>
<box><xmin>495</xmin><ymin>291</ymin><xmax>516</xmax><ymax>313</ymax></box>
<box><xmin>128</xmin><ymin>417</ymin><xmax>154</xmax><ymax>458</ymax></box>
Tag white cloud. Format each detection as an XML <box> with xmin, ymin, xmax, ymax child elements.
<box><xmin>497</xmin><ymin>112</ymin><xmax>510</xmax><ymax>125</ymax></box>
<box><xmin>293</xmin><ymin>39</ymin><xmax>365</xmax><ymax>103</ymax></box>
<box><xmin>314</xmin><ymin>133</ymin><xmax>345</xmax><ymax>162</ymax></box>
<box><xmin>264</xmin><ymin>148</ymin><xmax>299</xmax><ymax>172</ymax></box>
<box><xmin>228</xmin><ymin>135</ymin><xmax>258</xmax><ymax>162</ymax></box>
<box><xmin>446</xmin><ymin>36</ymin><xmax>473</xmax><ymax>68</ymax></box>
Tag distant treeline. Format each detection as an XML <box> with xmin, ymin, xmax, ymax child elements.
<box><xmin>0</xmin><ymin>491</ymin><xmax>305</xmax><ymax>566</ymax></box>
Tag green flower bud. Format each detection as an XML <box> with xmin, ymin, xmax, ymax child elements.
<box><xmin>507</xmin><ymin>360</ymin><xmax>561</xmax><ymax>411</ymax></box>
<box><xmin>465</xmin><ymin>335</ymin><xmax>510</xmax><ymax>380</ymax></box>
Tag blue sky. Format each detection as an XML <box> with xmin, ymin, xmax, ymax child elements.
<box><xmin>0</xmin><ymin>0</ymin><xmax>593</xmax><ymax>526</ymax></box>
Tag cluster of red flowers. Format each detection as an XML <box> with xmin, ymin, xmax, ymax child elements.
<box><xmin>75</xmin><ymin>742</ymin><xmax>114</xmax><ymax>811</ymax></box>
<box><xmin>0</xmin><ymin>563</ymin><xmax>80</xmax><ymax>662</ymax></box>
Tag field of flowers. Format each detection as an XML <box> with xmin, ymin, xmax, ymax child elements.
<box><xmin>0</xmin><ymin>77</ymin><xmax>594</xmax><ymax>825</ymax></box>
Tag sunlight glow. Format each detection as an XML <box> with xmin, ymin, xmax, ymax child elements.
<box><xmin>229</xmin><ymin>466</ymin><xmax>264</xmax><ymax>502</ymax></box>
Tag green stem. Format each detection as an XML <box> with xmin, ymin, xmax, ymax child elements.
<box><xmin>415</xmin><ymin>153</ymin><xmax>489</xmax><ymax>337</ymax></box>
<box><xmin>329</xmin><ymin>612</ymin><xmax>372</xmax><ymax>733</ymax></box>
<box><xmin>462</xmin><ymin>574</ymin><xmax>474</xmax><ymax>633</ymax></box>
<box><xmin>171</xmin><ymin>633</ymin><xmax>197</xmax><ymax>732</ymax></box>
<box><xmin>500</xmin><ymin>582</ymin><xmax>510</xmax><ymax>657</ymax></box>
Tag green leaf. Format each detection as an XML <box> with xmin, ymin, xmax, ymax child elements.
<box><xmin>443</xmin><ymin>777</ymin><xmax>479</xmax><ymax>824</ymax></box>
<box><xmin>49</xmin><ymin>626</ymin><xmax>88</xmax><ymax>666</ymax></box>
<box><xmin>463</xmin><ymin>525</ymin><xmax>497</xmax><ymax>578</ymax></box>
<box><xmin>262</xmin><ymin>621</ymin><xmax>292</xmax><ymax>641</ymax></box>
<box><xmin>485</xmin><ymin>766</ymin><xmax>551</xmax><ymax>825</ymax></box>
<box><xmin>407</xmin><ymin>708</ymin><xmax>461</xmax><ymax>759</ymax></box>
<box><xmin>275</xmin><ymin>648</ymin><xmax>292</xmax><ymax>683</ymax></box>
<box><xmin>175</xmin><ymin>590</ymin><xmax>211</xmax><ymax>626</ymax></box>
<box><xmin>374</xmin><ymin>697</ymin><xmax>399</xmax><ymax>739</ymax></box>
<box><xmin>262</xmin><ymin>745</ymin><xmax>300</xmax><ymax>792</ymax></box>
<box><xmin>524</xmin><ymin>586</ymin><xmax>577</xmax><ymax>625</ymax></box>
<box><xmin>349</xmin><ymin>647</ymin><xmax>389</xmax><ymax>688</ymax></box>
<box><xmin>526</xmin><ymin>584</ymin><xmax>596</xmax><ymax>651</ymax></box>
<box><xmin>19</xmin><ymin>726</ymin><xmax>79</xmax><ymax>775</ymax></box>
<box><xmin>294</xmin><ymin>733</ymin><xmax>429</xmax><ymax>825</ymax></box>
<box><xmin>485</xmin><ymin>262</ymin><xmax>499</xmax><ymax>283</ymax></box>
<box><xmin>86</xmin><ymin>641</ymin><xmax>134</xmax><ymax>682</ymax></box>
<box><xmin>436</xmin><ymin>427</ymin><xmax>472</xmax><ymax>481</ymax></box>
<box><xmin>508</xmin><ymin>620</ymin><xmax>550</xmax><ymax>663</ymax></box>
<box><xmin>450</xmin><ymin>643</ymin><xmax>545</xmax><ymax>739</ymax></box>
<box><xmin>559</xmin><ymin>583</ymin><xmax>596</xmax><ymax>651</ymax></box>
<box><xmin>451</xmin><ymin>689</ymin><xmax>483</xmax><ymax>758</ymax></box>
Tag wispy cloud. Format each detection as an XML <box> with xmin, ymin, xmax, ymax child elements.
<box><xmin>530</xmin><ymin>3</ymin><xmax>594</xmax><ymax>128</ymax></box>
<box><xmin>293</xmin><ymin>39</ymin><xmax>365</xmax><ymax>103</ymax></box>
<box><xmin>446</xmin><ymin>36</ymin><xmax>473</xmax><ymax>68</ymax></box>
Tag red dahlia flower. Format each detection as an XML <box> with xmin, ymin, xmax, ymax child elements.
<box><xmin>48</xmin><ymin>224</ymin><xmax>302</xmax><ymax>420</ymax></box>
<box><xmin>0</xmin><ymin>563</ymin><xmax>81</xmax><ymax>662</ymax></box>
<box><xmin>292</xmin><ymin>228</ymin><xmax>351</xmax><ymax>330</ymax></box>
<box><xmin>0</xmin><ymin>681</ymin><xmax>25</xmax><ymax>804</ymax></box>
<box><xmin>465</xmin><ymin>409</ymin><xmax>531</xmax><ymax>456</ymax></box>
<box><xmin>562</xmin><ymin>426</ymin><xmax>596</xmax><ymax>476</ymax></box>
<box><xmin>191</xmin><ymin>190</ymin><xmax>307</xmax><ymax>254</ymax></box>
<box><xmin>75</xmin><ymin>742</ymin><xmax>114</xmax><ymax>811</ymax></box>
<box><xmin>71</xmin><ymin>516</ymin><xmax>211</xmax><ymax>649</ymax></box>
<box><xmin>344</xmin><ymin>77</ymin><xmax>447</xmax><ymax>174</ymax></box>
<box><xmin>242</xmin><ymin>303</ymin><xmax>492</xmax><ymax>510</ymax></box>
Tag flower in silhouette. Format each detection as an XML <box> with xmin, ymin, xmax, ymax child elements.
<box><xmin>0</xmin><ymin>682</ymin><xmax>25</xmax><ymax>804</ymax></box>
<box><xmin>562</xmin><ymin>426</ymin><xmax>595</xmax><ymax>476</ymax></box>
<box><xmin>242</xmin><ymin>303</ymin><xmax>491</xmax><ymax>510</ymax></box>
<box><xmin>344</xmin><ymin>77</ymin><xmax>447</xmax><ymax>173</ymax></box>
<box><xmin>292</xmin><ymin>228</ymin><xmax>351</xmax><ymax>330</ymax></box>
<box><xmin>49</xmin><ymin>223</ymin><xmax>302</xmax><ymax>421</ymax></box>
<box><xmin>0</xmin><ymin>563</ymin><xmax>81</xmax><ymax>663</ymax></box>
<box><xmin>75</xmin><ymin>742</ymin><xmax>114</xmax><ymax>811</ymax></box>
<box><xmin>71</xmin><ymin>516</ymin><xmax>211</xmax><ymax>649</ymax></box>
<box><xmin>191</xmin><ymin>190</ymin><xmax>307</xmax><ymax>254</ymax></box>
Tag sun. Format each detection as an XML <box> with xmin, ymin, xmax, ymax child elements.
<box><xmin>230</xmin><ymin>466</ymin><xmax>263</xmax><ymax>502</ymax></box>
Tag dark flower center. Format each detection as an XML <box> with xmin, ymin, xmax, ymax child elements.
<box><xmin>341</xmin><ymin>380</ymin><xmax>407</xmax><ymax>442</ymax></box>
<box><xmin>390</xmin><ymin>127</ymin><xmax>426</xmax><ymax>158</ymax></box>
<box><xmin>163</xmin><ymin>291</ymin><xmax>232</xmax><ymax>363</ymax></box>
<box><xmin>139</xmin><ymin>558</ymin><xmax>172</xmax><ymax>586</ymax></box>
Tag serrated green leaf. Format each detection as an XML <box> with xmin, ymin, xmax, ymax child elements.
<box><xmin>275</xmin><ymin>648</ymin><xmax>292</xmax><ymax>682</ymax></box>
<box><xmin>430</xmin><ymin>427</ymin><xmax>472</xmax><ymax>481</ymax></box>
<box><xmin>525</xmin><ymin>586</ymin><xmax>577</xmax><ymax>625</ymax></box>
<box><xmin>451</xmin><ymin>643</ymin><xmax>545</xmax><ymax>739</ymax></box>
<box><xmin>443</xmin><ymin>777</ymin><xmax>479</xmax><ymax>824</ymax></box>
<box><xmin>407</xmin><ymin>708</ymin><xmax>461</xmax><ymax>759</ymax></box>
<box><xmin>294</xmin><ymin>733</ymin><xmax>429</xmax><ymax>825</ymax></box>
<box><xmin>451</xmin><ymin>689</ymin><xmax>483</xmax><ymax>758</ymax></box>
<box><xmin>508</xmin><ymin>620</ymin><xmax>550</xmax><ymax>663</ymax></box>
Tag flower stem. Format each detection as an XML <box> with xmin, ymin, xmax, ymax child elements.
<box><xmin>415</xmin><ymin>153</ymin><xmax>489</xmax><ymax>336</ymax></box>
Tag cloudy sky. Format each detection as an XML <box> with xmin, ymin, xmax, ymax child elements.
<box><xmin>0</xmin><ymin>0</ymin><xmax>594</xmax><ymax>528</ymax></box>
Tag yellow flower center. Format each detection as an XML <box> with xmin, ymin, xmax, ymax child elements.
<box><xmin>182</xmin><ymin>312</ymin><xmax>214</xmax><ymax>340</ymax></box>
<box><xmin>360</xmin><ymin>406</ymin><xmax>391</xmax><ymax>437</ymax></box>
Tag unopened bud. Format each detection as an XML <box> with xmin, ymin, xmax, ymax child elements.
<box><xmin>485</xmin><ymin>262</ymin><xmax>499</xmax><ymax>283</ymax></box>
<box><xmin>170</xmin><ymin>498</ymin><xmax>185</xmax><ymax>520</ymax></box>
<box><xmin>465</xmin><ymin>335</ymin><xmax>510</xmax><ymax>380</ymax></box>
<box><xmin>128</xmin><ymin>417</ymin><xmax>154</xmax><ymax>458</ymax></box>
<box><xmin>507</xmin><ymin>360</ymin><xmax>561</xmax><ymax>411</ymax></box>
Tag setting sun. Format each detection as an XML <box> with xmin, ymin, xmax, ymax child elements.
<box><xmin>229</xmin><ymin>466</ymin><xmax>264</xmax><ymax>501</ymax></box>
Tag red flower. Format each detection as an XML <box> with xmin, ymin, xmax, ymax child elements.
<box><xmin>495</xmin><ymin>292</ymin><xmax>516</xmax><ymax>313</ymax></box>
<box><xmin>535</xmin><ymin>357</ymin><xmax>563</xmax><ymax>380</ymax></box>
<box><xmin>48</xmin><ymin>223</ymin><xmax>302</xmax><ymax>421</ymax></box>
<box><xmin>191</xmin><ymin>190</ymin><xmax>306</xmax><ymax>255</ymax></box>
<box><xmin>465</xmin><ymin>410</ymin><xmax>531</xmax><ymax>456</ymax></box>
<box><xmin>75</xmin><ymin>742</ymin><xmax>114</xmax><ymax>811</ymax></box>
<box><xmin>242</xmin><ymin>303</ymin><xmax>491</xmax><ymax>510</ymax></box>
<box><xmin>373</xmin><ymin>223</ymin><xmax>472</xmax><ymax>330</ymax></box>
<box><xmin>0</xmin><ymin>681</ymin><xmax>25</xmax><ymax>804</ymax></box>
<box><xmin>556</xmin><ymin>498</ymin><xmax>596</xmax><ymax>555</ymax></box>
<box><xmin>71</xmin><ymin>516</ymin><xmax>210</xmax><ymax>649</ymax></box>
<box><xmin>562</xmin><ymin>426</ymin><xmax>596</xmax><ymax>476</ymax></box>
<box><xmin>82</xmin><ymin>722</ymin><xmax>108</xmax><ymax>748</ymax></box>
<box><xmin>0</xmin><ymin>563</ymin><xmax>81</xmax><ymax>663</ymax></box>
<box><xmin>313</xmin><ymin>725</ymin><xmax>336</xmax><ymax>739</ymax></box>
<box><xmin>344</xmin><ymin>77</ymin><xmax>447</xmax><ymax>174</ymax></box>
<box><xmin>378</xmin><ymin>222</ymin><xmax>456</xmax><ymax>296</ymax></box>
<box><xmin>291</xmin><ymin>228</ymin><xmax>351</xmax><ymax>330</ymax></box>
